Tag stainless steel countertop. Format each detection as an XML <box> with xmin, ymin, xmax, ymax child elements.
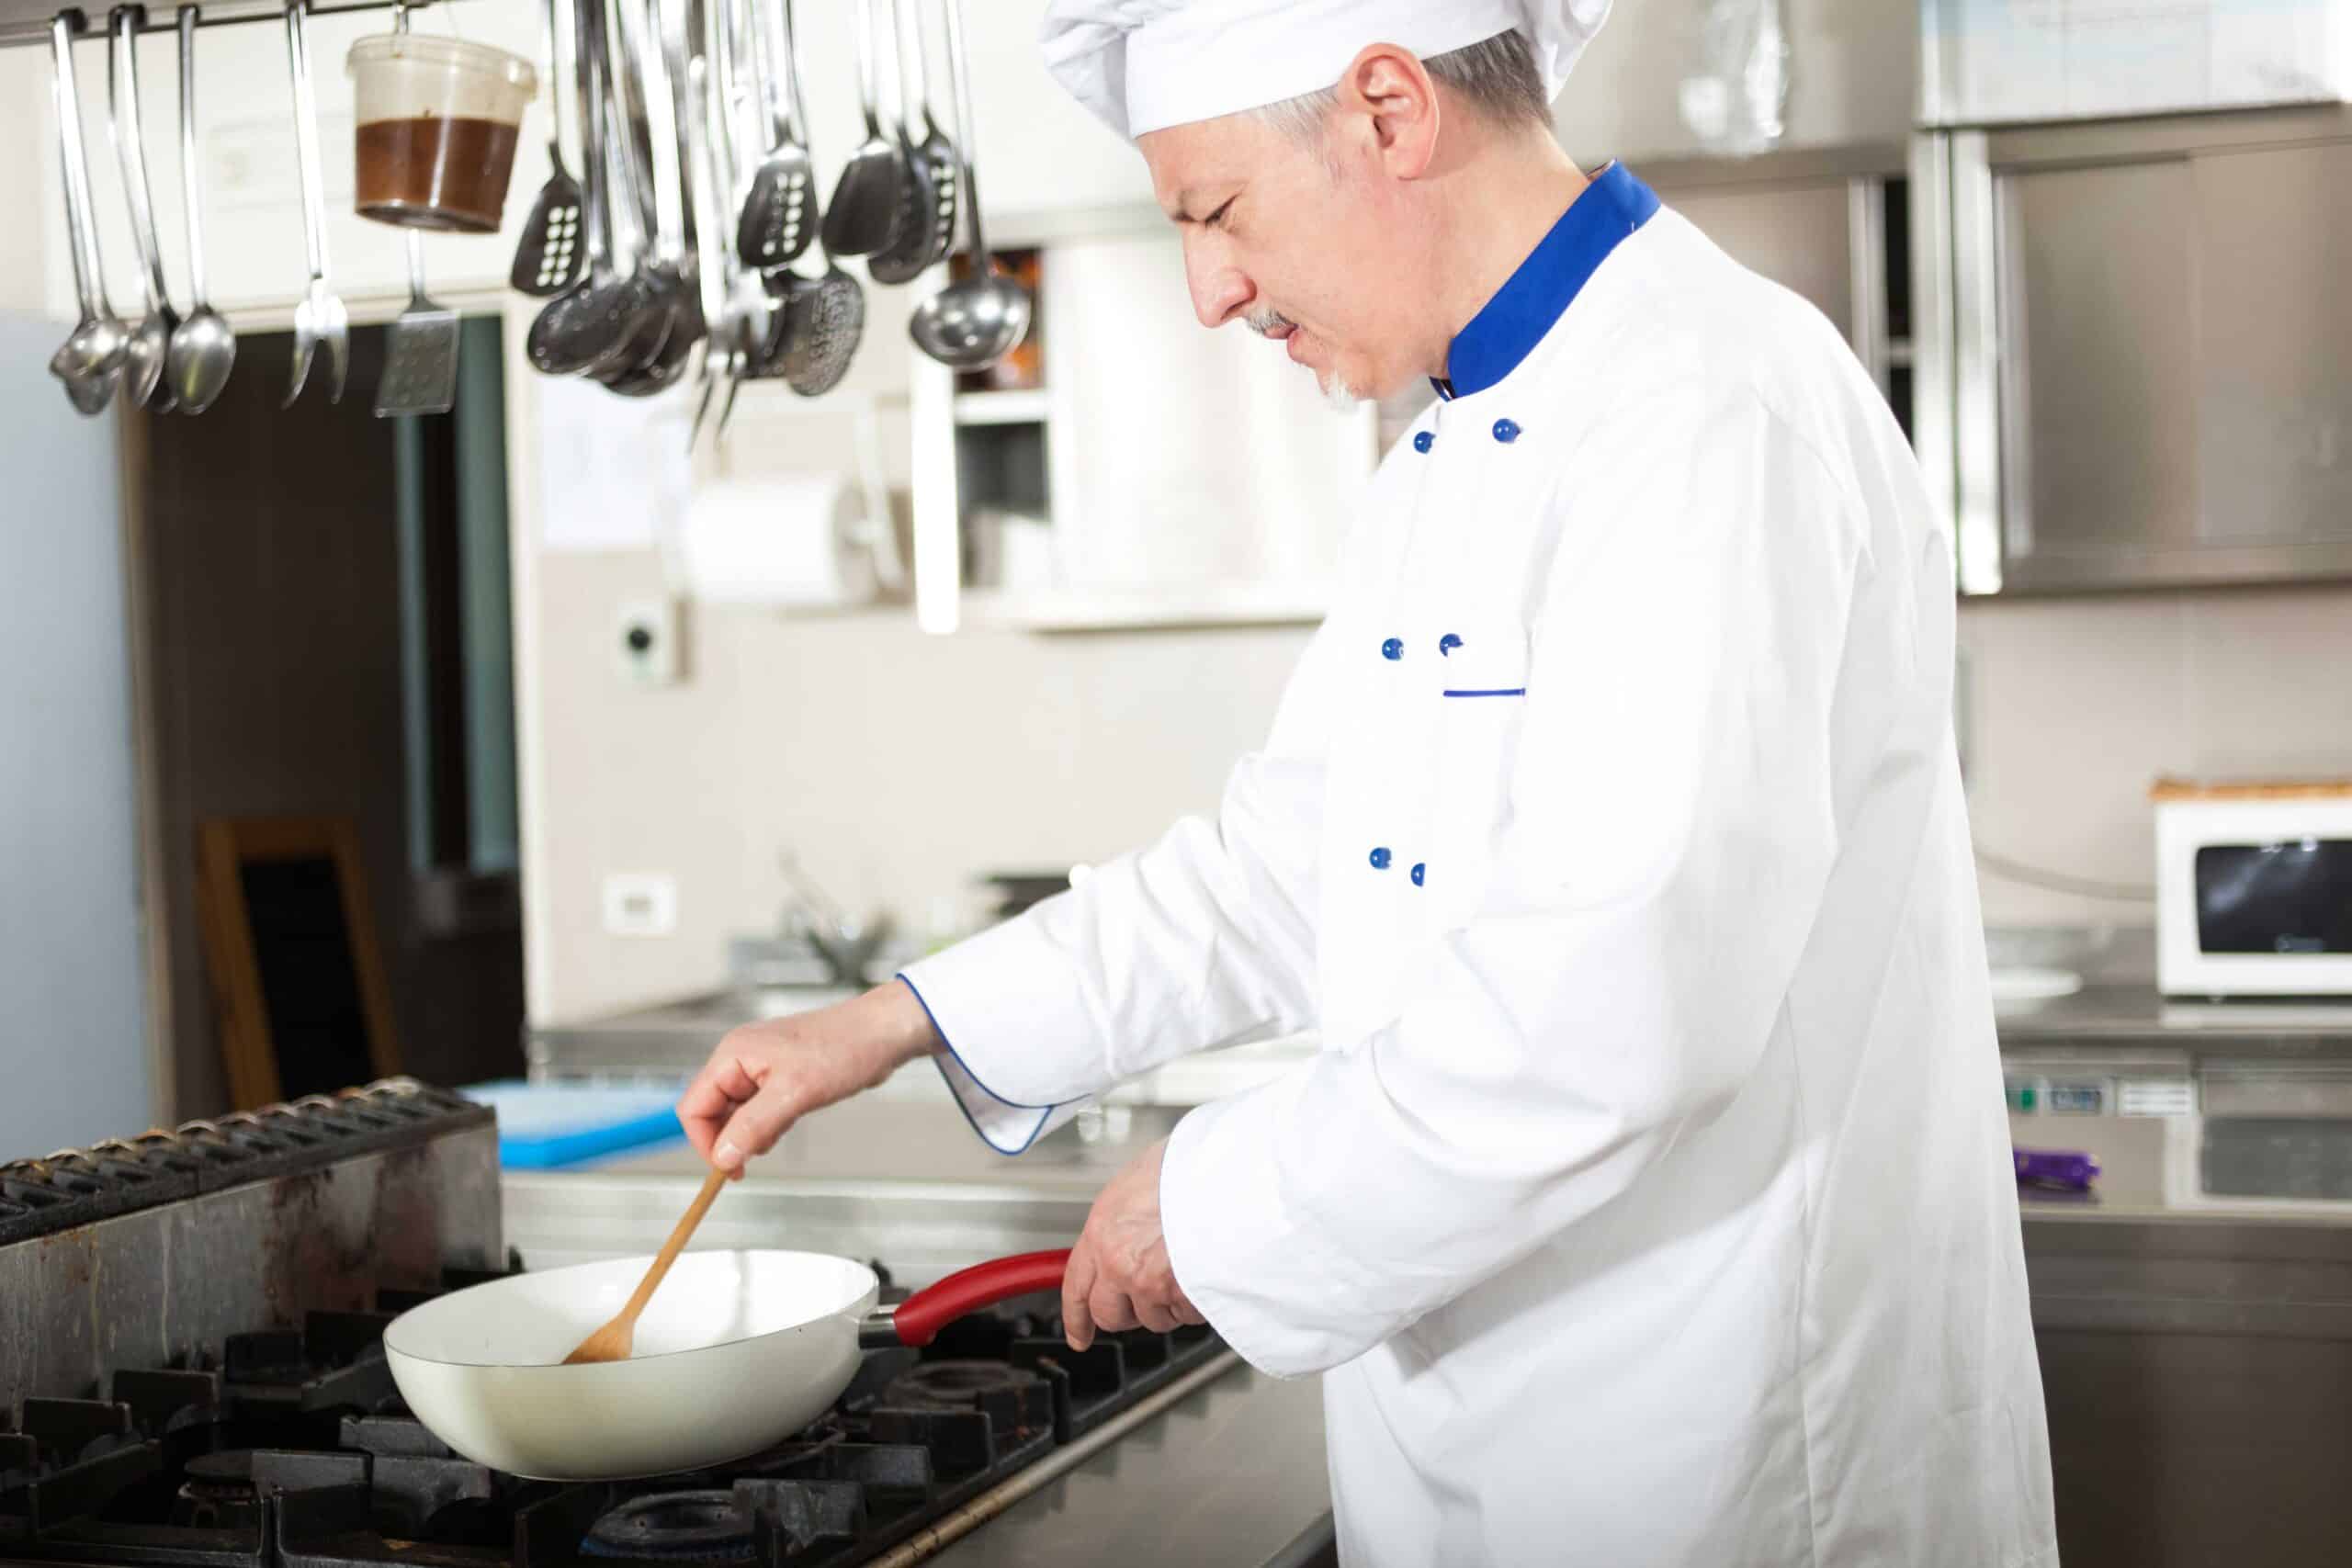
<box><xmin>535</xmin><ymin>979</ymin><xmax>2352</xmax><ymax>1079</ymax></box>
<box><xmin>1996</xmin><ymin>986</ymin><xmax>2352</xmax><ymax>1051</ymax></box>
<box><xmin>924</xmin><ymin>1359</ymin><xmax>1331</xmax><ymax>1568</ymax></box>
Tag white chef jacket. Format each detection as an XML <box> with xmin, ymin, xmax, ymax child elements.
<box><xmin>898</xmin><ymin>164</ymin><xmax>2057</xmax><ymax>1568</ymax></box>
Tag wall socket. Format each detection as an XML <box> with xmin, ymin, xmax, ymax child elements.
<box><xmin>602</xmin><ymin>874</ymin><xmax>679</xmax><ymax>937</ymax></box>
<box><xmin>616</xmin><ymin>597</ymin><xmax>684</xmax><ymax>685</ymax></box>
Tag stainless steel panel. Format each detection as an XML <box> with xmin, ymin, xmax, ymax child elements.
<box><xmin>2036</xmin><ymin>1328</ymin><xmax>2352</xmax><ymax>1568</ymax></box>
<box><xmin>1667</xmin><ymin>183</ymin><xmax>1858</xmax><ymax>337</ymax></box>
<box><xmin>1997</xmin><ymin>160</ymin><xmax>2200</xmax><ymax>581</ymax></box>
<box><xmin>922</xmin><ymin>1360</ymin><xmax>1329</xmax><ymax>1568</ymax></box>
<box><xmin>1962</xmin><ymin>106</ymin><xmax>2352</xmax><ymax>592</ymax></box>
<box><xmin>2202</xmin><ymin>1062</ymin><xmax>2352</xmax><ymax>1117</ymax></box>
<box><xmin>2194</xmin><ymin>142</ymin><xmax>2352</xmax><ymax>548</ymax></box>
<box><xmin>1948</xmin><ymin>131</ymin><xmax>2004</xmax><ymax>592</ymax></box>
<box><xmin>1910</xmin><ymin>133</ymin><xmax>1963</xmax><ymax>570</ymax></box>
<box><xmin>1847</xmin><ymin>179</ymin><xmax>1891</xmax><ymax>399</ymax></box>
<box><xmin>0</xmin><ymin>1125</ymin><xmax>501</xmax><ymax>1417</ymax></box>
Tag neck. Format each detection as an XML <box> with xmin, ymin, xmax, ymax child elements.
<box><xmin>1420</xmin><ymin>137</ymin><xmax>1590</xmax><ymax>382</ymax></box>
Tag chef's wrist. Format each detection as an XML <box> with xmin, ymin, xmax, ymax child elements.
<box><xmin>849</xmin><ymin>976</ymin><xmax>944</xmax><ymax>1084</ymax></box>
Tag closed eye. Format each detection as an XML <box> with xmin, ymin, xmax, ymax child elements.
<box><xmin>1204</xmin><ymin>196</ymin><xmax>1237</xmax><ymax>230</ymax></box>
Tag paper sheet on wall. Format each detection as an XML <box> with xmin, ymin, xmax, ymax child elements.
<box><xmin>535</xmin><ymin>374</ymin><xmax>695</xmax><ymax>554</ymax></box>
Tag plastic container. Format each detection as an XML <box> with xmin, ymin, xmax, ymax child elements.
<box><xmin>346</xmin><ymin>33</ymin><xmax>537</xmax><ymax>233</ymax></box>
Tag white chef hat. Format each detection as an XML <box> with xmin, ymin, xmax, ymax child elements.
<box><xmin>1040</xmin><ymin>0</ymin><xmax>1613</xmax><ymax>141</ymax></box>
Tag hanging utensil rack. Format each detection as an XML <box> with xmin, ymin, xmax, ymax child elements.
<box><xmin>0</xmin><ymin>0</ymin><xmax>451</xmax><ymax>50</ymax></box>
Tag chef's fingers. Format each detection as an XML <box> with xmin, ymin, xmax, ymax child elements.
<box><xmin>1088</xmin><ymin>1284</ymin><xmax>1139</xmax><ymax>1337</ymax></box>
<box><xmin>677</xmin><ymin>1051</ymin><xmax>765</xmax><ymax>1161</ymax></box>
<box><xmin>1062</xmin><ymin>1246</ymin><xmax>1099</xmax><ymax>1352</ymax></box>
<box><xmin>1135</xmin><ymin>1299</ymin><xmax>1181</xmax><ymax>1334</ymax></box>
<box><xmin>710</xmin><ymin>1077</ymin><xmax>805</xmax><ymax>1175</ymax></box>
<box><xmin>1171</xmin><ymin>1289</ymin><xmax>1206</xmax><ymax>1328</ymax></box>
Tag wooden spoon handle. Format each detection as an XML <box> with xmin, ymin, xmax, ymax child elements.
<box><xmin>622</xmin><ymin>1166</ymin><xmax>729</xmax><ymax>1319</ymax></box>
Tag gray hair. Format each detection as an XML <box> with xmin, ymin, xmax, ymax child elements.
<box><xmin>1255</xmin><ymin>29</ymin><xmax>1554</xmax><ymax>142</ymax></box>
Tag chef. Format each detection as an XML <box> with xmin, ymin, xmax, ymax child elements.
<box><xmin>682</xmin><ymin>1</ymin><xmax>2058</xmax><ymax>1562</ymax></box>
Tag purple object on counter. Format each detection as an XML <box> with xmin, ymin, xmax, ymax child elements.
<box><xmin>2015</xmin><ymin>1147</ymin><xmax>2101</xmax><ymax>1190</ymax></box>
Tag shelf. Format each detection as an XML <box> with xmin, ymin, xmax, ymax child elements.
<box><xmin>963</xmin><ymin>582</ymin><xmax>1334</xmax><ymax>633</ymax></box>
<box><xmin>952</xmin><ymin>390</ymin><xmax>1051</xmax><ymax>426</ymax></box>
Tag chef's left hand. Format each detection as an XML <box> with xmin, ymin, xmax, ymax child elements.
<box><xmin>1062</xmin><ymin>1139</ymin><xmax>1205</xmax><ymax>1350</ymax></box>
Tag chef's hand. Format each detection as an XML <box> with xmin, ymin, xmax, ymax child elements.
<box><xmin>1062</xmin><ymin>1140</ymin><xmax>1205</xmax><ymax>1349</ymax></box>
<box><xmin>680</xmin><ymin>981</ymin><xmax>940</xmax><ymax>1177</ymax></box>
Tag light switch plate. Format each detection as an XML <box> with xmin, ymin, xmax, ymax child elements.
<box><xmin>602</xmin><ymin>874</ymin><xmax>678</xmax><ymax>937</ymax></box>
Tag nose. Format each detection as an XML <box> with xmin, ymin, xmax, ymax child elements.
<box><xmin>1182</xmin><ymin>231</ymin><xmax>1252</xmax><ymax>329</ymax></box>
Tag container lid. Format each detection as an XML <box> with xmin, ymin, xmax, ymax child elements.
<box><xmin>346</xmin><ymin>31</ymin><xmax>538</xmax><ymax>93</ymax></box>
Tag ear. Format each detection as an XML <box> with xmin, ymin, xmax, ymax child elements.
<box><xmin>1332</xmin><ymin>43</ymin><xmax>1440</xmax><ymax>179</ymax></box>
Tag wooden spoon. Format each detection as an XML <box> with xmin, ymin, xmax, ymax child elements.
<box><xmin>562</xmin><ymin>1167</ymin><xmax>729</xmax><ymax>1365</ymax></box>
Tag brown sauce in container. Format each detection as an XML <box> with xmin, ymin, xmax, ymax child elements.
<box><xmin>356</xmin><ymin>115</ymin><xmax>520</xmax><ymax>233</ymax></box>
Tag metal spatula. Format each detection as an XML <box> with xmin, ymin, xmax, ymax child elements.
<box><xmin>510</xmin><ymin>0</ymin><xmax>585</xmax><ymax>297</ymax></box>
<box><xmin>377</xmin><ymin>231</ymin><xmax>458</xmax><ymax>417</ymax></box>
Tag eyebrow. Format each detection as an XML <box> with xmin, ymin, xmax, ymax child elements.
<box><xmin>1162</xmin><ymin>187</ymin><xmax>1232</xmax><ymax>226</ymax></box>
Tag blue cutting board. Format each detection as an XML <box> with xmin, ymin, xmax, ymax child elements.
<box><xmin>459</xmin><ymin>1080</ymin><xmax>688</xmax><ymax>1169</ymax></box>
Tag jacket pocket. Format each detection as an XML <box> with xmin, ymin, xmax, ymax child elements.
<box><xmin>1424</xmin><ymin>626</ymin><xmax>1532</xmax><ymax>929</ymax></box>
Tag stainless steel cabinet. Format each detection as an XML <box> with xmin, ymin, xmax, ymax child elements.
<box><xmin>1932</xmin><ymin>107</ymin><xmax>2352</xmax><ymax>593</ymax></box>
<box><xmin>1642</xmin><ymin>145</ymin><xmax>1911</xmax><ymax>433</ymax></box>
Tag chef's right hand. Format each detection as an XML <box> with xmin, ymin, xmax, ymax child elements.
<box><xmin>679</xmin><ymin>980</ymin><xmax>942</xmax><ymax>1176</ymax></box>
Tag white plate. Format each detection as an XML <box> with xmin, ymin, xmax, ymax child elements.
<box><xmin>1989</xmin><ymin>966</ymin><xmax>2084</xmax><ymax>1006</ymax></box>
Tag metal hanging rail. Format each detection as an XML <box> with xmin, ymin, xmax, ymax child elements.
<box><xmin>0</xmin><ymin>0</ymin><xmax>463</xmax><ymax>52</ymax></box>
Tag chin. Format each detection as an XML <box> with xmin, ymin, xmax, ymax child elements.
<box><xmin>1317</xmin><ymin>370</ymin><xmax>1367</xmax><ymax>412</ymax></box>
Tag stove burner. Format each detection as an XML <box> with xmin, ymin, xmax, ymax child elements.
<box><xmin>880</xmin><ymin>1360</ymin><xmax>1045</xmax><ymax>1411</ymax></box>
<box><xmin>171</xmin><ymin>1449</ymin><xmax>260</xmax><ymax>1529</ymax></box>
<box><xmin>582</xmin><ymin>1489</ymin><xmax>757</xmax><ymax>1562</ymax></box>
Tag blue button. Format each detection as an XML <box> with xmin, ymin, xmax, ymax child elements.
<box><xmin>1410</xmin><ymin>863</ymin><xmax>1426</xmax><ymax>886</ymax></box>
<box><xmin>1369</xmin><ymin>847</ymin><xmax>1393</xmax><ymax>870</ymax></box>
<box><xmin>1412</xmin><ymin>431</ymin><xmax>1434</xmax><ymax>454</ymax></box>
<box><xmin>1492</xmin><ymin>418</ymin><xmax>1521</xmax><ymax>444</ymax></box>
<box><xmin>1438</xmin><ymin>633</ymin><xmax>1464</xmax><ymax>657</ymax></box>
<box><xmin>1380</xmin><ymin>637</ymin><xmax>1403</xmax><ymax>661</ymax></box>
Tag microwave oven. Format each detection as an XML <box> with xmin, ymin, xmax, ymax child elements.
<box><xmin>2154</xmin><ymin>781</ymin><xmax>2352</xmax><ymax>998</ymax></box>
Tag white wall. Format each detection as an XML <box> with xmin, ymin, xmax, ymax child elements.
<box><xmin>0</xmin><ymin>51</ymin><xmax>51</xmax><ymax>313</ymax></box>
<box><xmin>0</xmin><ymin>315</ymin><xmax>154</xmax><ymax>1154</ymax></box>
<box><xmin>520</xmin><ymin>526</ymin><xmax>2352</xmax><ymax>1025</ymax></box>
<box><xmin>1959</xmin><ymin>587</ymin><xmax>2352</xmax><ymax>930</ymax></box>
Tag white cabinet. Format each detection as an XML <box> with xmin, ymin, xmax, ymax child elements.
<box><xmin>41</xmin><ymin>0</ymin><xmax>548</xmax><ymax>321</ymax></box>
<box><xmin>909</xmin><ymin>231</ymin><xmax>1377</xmax><ymax>633</ymax></box>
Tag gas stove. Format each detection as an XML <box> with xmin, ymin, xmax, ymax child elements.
<box><xmin>0</xmin><ymin>1263</ymin><xmax>1227</xmax><ymax>1568</ymax></box>
<box><xmin>0</xmin><ymin>1082</ymin><xmax>1243</xmax><ymax>1568</ymax></box>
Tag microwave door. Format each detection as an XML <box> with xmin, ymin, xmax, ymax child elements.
<box><xmin>2195</xmin><ymin>840</ymin><xmax>2352</xmax><ymax>956</ymax></box>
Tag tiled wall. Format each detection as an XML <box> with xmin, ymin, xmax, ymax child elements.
<box><xmin>522</xmin><ymin>542</ymin><xmax>2352</xmax><ymax>1024</ymax></box>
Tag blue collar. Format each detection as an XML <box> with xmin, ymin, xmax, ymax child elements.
<box><xmin>1435</xmin><ymin>164</ymin><xmax>1661</xmax><ymax>400</ymax></box>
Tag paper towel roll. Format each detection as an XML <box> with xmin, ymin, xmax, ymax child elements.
<box><xmin>677</xmin><ymin>475</ymin><xmax>877</xmax><ymax>608</ymax></box>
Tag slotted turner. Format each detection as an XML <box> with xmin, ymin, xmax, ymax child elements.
<box><xmin>511</xmin><ymin>0</ymin><xmax>584</xmax><ymax>296</ymax></box>
<box><xmin>378</xmin><ymin>230</ymin><xmax>458</xmax><ymax>417</ymax></box>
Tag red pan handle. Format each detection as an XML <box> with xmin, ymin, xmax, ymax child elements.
<box><xmin>868</xmin><ymin>1249</ymin><xmax>1072</xmax><ymax>1348</ymax></box>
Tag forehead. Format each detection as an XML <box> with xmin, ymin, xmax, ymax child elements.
<box><xmin>1137</xmin><ymin>113</ymin><xmax>1287</xmax><ymax>214</ymax></box>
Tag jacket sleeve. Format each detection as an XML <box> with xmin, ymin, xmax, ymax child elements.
<box><xmin>895</xmin><ymin>615</ymin><xmax>1347</xmax><ymax>1153</ymax></box>
<box><xmin>1159</xmin><ymin>392</ymin><xmax>1871</xmax><ymax>1375</ymax></box>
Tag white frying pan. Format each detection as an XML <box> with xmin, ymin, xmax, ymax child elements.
<box><xmin>383</xmin><ymin>1247</ymin><xmax>1069</xmax><ymax>1480</ymax></box>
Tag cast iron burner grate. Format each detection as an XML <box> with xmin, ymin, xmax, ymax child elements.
<box><xmin>0</xmin><ymin>1263</ymin><xmax>1226</xmax><ymax>1568</ymax></box>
